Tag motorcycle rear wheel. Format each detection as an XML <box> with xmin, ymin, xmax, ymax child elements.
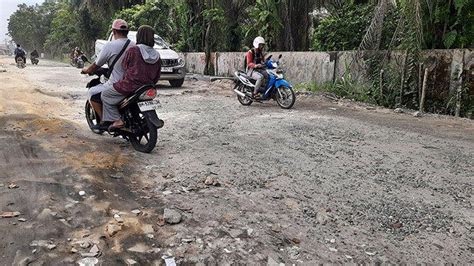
<box><xmin>130</xmin><ymin>114</ymin><xmax>158</xmax><ymax>153</ymax></box>
<box><xmin>276</xmin><ymin>86</ymin><xmax>295</xmax><ymax>109</ymax></box>
<box><xmin>84</xmin><ymin>101</ymin><xmax>104</xmax><ymax>134</ymax></box>
<box><xmin>235</xmin><ymin>83</ymin><xmax>253</xmax><ymax>106</ymax></box>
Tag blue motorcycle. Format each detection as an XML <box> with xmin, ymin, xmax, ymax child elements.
<box><xmin>233</xmin><ymin>54</ymin><xmax>296</xmax><ymax>109</ymax></box>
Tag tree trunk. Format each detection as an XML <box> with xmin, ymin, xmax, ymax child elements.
<box><xmin>441</xmin><ymin>0</ymin><xmax>453</xmax><ymax>48</ymax></box>
<box><xmin>204</xmin><ymin>22</ymin><xmax>213</xmax><ymax>75</ymax></box>
<box><xmin>204</xmin><ymin>0</ymin><xmax>214</xmax><ymax>75</ymax></box>
<box><xmin>278</xmin><ymin>0</ymin><xmax>314</xmax><ymax>51</ymax></box>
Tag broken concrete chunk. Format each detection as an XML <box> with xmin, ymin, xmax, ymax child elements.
<box><xmin>77</xmin><ymin>258</ymin><xmax>99</xmax><ymax>266</ymax></box>
<box><xmin>181</xmin><ymin>237</ymin><xmax>194</xmax><ymax>243</ymax></box>
<box><xmin>164</xmin><ymin>257</ymin><xmax>176</xmax><ymax>266</ymax></box>
<box><xmin>114</xmin><ymin>214</ymin><xmax>124</xmax><ymax>223</ymax></box>
<box><xmin>125</xmin><ymin>259</ymin><xmax>138</xmax><ymax>265</ymax></box>
<box><xmin>413</xmin><ymin>111</ymin><xmax>422</xmax><ymax>117</ymax></box>
<box><xmin>0</xmin><ymin>211</ymin><xmax>21</xmax><ymax>218</ymax></box>
<box><xmin>105</xmin><ymin>223</ymin><xmax>122</xmax><ymax>237</ymax></box>
<box><xmin>30</xmin><ymin>240</ymin><xmax>56</xmax><ymax>250</ymax></box>
<box><xmin>128</xmin><ymin>243</ymin><xmax>150</xmax><ymax>253</ymax></box>
<box><xmin>204</xmin><ymin>176</ymin><xmax>220</xmax><ymax>186</ymax></box>
<box><xmin>141</xmin><ymin>224</ymin><xmax>154</xmax><ymax>234</ymax></box>
<box><xmin>8</xmin><ymin>183</ymin><xmax>19</xmax><ymax>189</ymax></box>
<box><xmin>89</xmin><ymin>245</ymin><xmax>99</xmax><ymax>255</ymax></box>
<box><xmin>163</xmin><ymin>208</ymin><xmax>182</xmax><ymax>224</ymax></box>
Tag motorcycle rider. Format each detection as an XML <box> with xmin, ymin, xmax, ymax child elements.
<box><xmin>71</xmin><ymin>47</ymin><xmax>87</xmax><ymax>65</ymax></box>
<box><xmin>14</xmin><ymin>44</ymin><xmax>26</xmax><ymax>64</ymax></box>
<box><xmin>82</xmin><ymin>19</ymin><xmax>134</xmax><ymax>125</ymax></box>
<box><xmin>30</xmin><ymin>49</ymin><xmax>39</xmax><ymax>63</ymax></box>
<box><xmin>101</xmin><ymin>25</ymin><xmax>162</xmax><ymax>131</ymax></box>
<box><xmin>31</xmin><ymin>49</ymin><xmax>39</xmax><ymax>58</ymax></box>
<box><xmin>246</xmin><ymin>36</ymin><xmax>268</xmax><ymax>97</ymax></box>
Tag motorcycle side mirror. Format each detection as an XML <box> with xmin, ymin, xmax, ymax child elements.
<box><xmin>266</xmin><ymin>55</ymin><xmax>273</xmax><ymax>61</ymax></box>
<box><xmin>278</xmin><ymin>54</ymin><xmax>282</xmax><ymax>59</ymax></box>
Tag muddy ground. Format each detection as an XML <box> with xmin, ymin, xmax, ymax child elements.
<box><xmin>0</xmin><ymin>56</ymin><xmax>473</xmax><ymax>265</ymax></box>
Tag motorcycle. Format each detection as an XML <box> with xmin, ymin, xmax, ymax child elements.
<box><xmin>31</xmin><ymin>56</ymin><xmax>39</xmax><ymax>65</ymax></box>
<box><xmin>72</xmin><ymin>54</ymin><xmax>88</xmax><ymax>68</ymax></box>
<box><xmin>233</xmin><ymin>54</ymin><xmax>295</xmax><ymax>109</ymax></box>
<box><xmin>83</xmin><ymin>68</ymin><xmax>163</xmax><ymax>153</ymax></box>
<box><xmin>16</xmin><ymin>57</ymin><xmax>26</xmax><ymax>69</ymax></box>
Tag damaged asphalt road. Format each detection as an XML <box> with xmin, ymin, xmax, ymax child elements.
<box><xmin>0</xmin><ymin>57</ymin><xmax>473</xmax><ymax>264</ymax></box>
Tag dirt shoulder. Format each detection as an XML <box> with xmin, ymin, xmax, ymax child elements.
<box><xmin>0</xmin><ymin>56</ymin><xmax>472</xmax><ymax>264</ymax></box>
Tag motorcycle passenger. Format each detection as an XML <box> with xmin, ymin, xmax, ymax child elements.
<box><xmin>246</xmin><ymin>36</ymin><xmax>269</xmax><ymax>97</ymax></box>
<box><xmin>101</xmin><ymin>25</ymin><xmax>162</xmax><ymax>131</ymax></box>
<box><xmin>14</xmin><ymin>44</ymin><xmax>26</xmax><ymax>64</ymax></box>
<box><xmin>82</xmin><ymin>19</ymin><xmax>134</xmax><ymax>123</ymax></box>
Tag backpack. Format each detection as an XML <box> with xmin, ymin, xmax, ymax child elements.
<box><xmin>17</xmin><ymin>49</ymin><xmax>25</xmax><ymax>57</ymax></box>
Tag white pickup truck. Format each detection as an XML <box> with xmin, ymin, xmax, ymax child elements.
<box><xmin>95</xmin><ymin>31</ymin><xmax>186</xmax><ymax>87</ymax></box>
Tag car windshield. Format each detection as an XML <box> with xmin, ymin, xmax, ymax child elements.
<box><xmin>127</xmin><ymin>32</ymin><xmax>169</xmax><ymax>49</ymax></box>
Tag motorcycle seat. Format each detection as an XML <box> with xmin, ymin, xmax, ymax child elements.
<box><xmin>238</xmin><ymin>71</ymin><xmax>256</xmax><ymax>82</ymax></box>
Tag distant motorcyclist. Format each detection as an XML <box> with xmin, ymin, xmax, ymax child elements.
<box><xmin>71</xmin><ymin>47</ymin><xmax>84</xmax><ymax>65</ymax></box>
<box><xmin>246</xmin><ymin>36</ymin><xmax>268</xmax><ymax>97</ymax></box>
<box><xmin>14</xmin><ymin>44</ymin><xmax>26</xmax><ymax>63</ymax></box>
<box><xmin>30</xmin><ymin>49</ymin><xmax>39</xmax><ymax>65</ymax></box>
<box><xmin>31</xmin><ymin>49</ymin><xmax>39</xmax><ymax>58</ymax></box>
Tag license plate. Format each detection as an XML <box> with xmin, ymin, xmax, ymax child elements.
<box><xmin>138</xmin><ymin>99</ymin><xmax>161</xmax><ymax>111</ymax></box>
<box><xmin>161</xmin><ymin>67</ymin><xmax>173</xmax><ymax>73</ymax></box>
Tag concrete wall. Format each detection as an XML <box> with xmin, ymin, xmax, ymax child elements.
<box><xmin>182</xmin><ymin>49</ymin><xmax>473</xmax><ymax>116</ymax></box>
<box><xmin>183</xmin><ymin>50</ymin><xmax>473</xmax><ymax>96</ymax></box>
<box><xmin>183</xmin><ymin>49</ymin><xmax>473</xmax><ymax>85</ymax></box>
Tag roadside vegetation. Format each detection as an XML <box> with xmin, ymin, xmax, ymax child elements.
<box><xmin>7</xmin><ymin>0</ymin><xmax>473</xmax><ymax>117</ymax></box>
<box><xmin>8</xmin><ymin>0</ymin><xmax>472</xmax><ymax>56</ymax></box>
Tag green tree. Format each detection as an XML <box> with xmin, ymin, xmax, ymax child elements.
<box><xmin>7</xmin><ymin>3</ymin><xmax>57</xmax><ymax>52</ymax></box>
<box><xmin>43</xmin><ymin>2</ymin><xmax>78</xmax><ymax>58</ymax></box>
<box><xmin>244</xmin><ymin>0</ymin><xmax>282</xmax><ymax>50</ymax></box>
<box><xmin>312</xmin><ymin>3</ymin><xmax>374</xmax><ymax>51</ymax></box>
<box><xmin>114</xmin><ymin>1</ymin><xmax>175</xmax><ymax>39</ymax></box>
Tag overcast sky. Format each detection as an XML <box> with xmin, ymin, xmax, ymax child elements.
<box><xmin>1</xmin><ymin>0</ymin><xmax>45</xmax><ymax>43</ymax></box>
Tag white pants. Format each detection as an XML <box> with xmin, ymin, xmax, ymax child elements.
<box><xmin>88</xmin><ymin>82</ymin><xmax>112</xmax><ymax>100</ymax></box>
<box><xmin>247</xmin><ymin>69</ymin><xmax>268</xmax><ymax>94</ymax></box>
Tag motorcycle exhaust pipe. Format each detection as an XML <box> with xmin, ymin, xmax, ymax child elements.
<box><xmin>234</xmin><ymin>89</ymin><xmax>247</xmax><ymax>98</ymax></box>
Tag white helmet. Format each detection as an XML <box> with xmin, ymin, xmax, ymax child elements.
<box><xmin>253</xmin><ymin>36</ymin><xmax>266</xmax><ymax>49</ymax></box>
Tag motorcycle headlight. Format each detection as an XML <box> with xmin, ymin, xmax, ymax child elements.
<box><xmin>177</xmin><ymin>58</ymin><xmax>185</xmax><ymax>67</ymax></box>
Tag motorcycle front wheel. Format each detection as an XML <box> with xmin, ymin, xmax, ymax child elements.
<box><xmin>84</xmin><ymin>101</ymin><xmax>104</xmax><ymax>134</ymax></box>
<box><xmin>235</xmin><ymin>83</ymin><xmax>253</xmax><ymax>106</ymax></box>
<box><xmin>130</xmin><ymin>114</ymin><xmax>158</xmax><ymax>153</ymax></box>
<box><xmin>276</xmin><ymin>86</ymin><xmax>295</xmax><ymax>109</ymax></box>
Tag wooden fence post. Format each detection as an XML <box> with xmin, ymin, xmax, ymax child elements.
<box><xmin>418</xmin><ymin>63</ymin><xmax>423</xmax><ymax>101</ymax></box>
<box><xmin>420</xmin><ymin>68</ymin><xmax>429</xmax><ymax>112</ymax></box>
<box><xmin>454</xmin><ymin>50</ymin><xmax>465</xmax><ymax>117</ymax></box>
<box><xmin>399</xmin><ymin>51</ymin><xmax>408</xmax><ymax>106</ymax></box>
<box><xmin>379</xmin><ymin>69</ymin><xmax>384</xmax><ymax>102</ymax></box>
